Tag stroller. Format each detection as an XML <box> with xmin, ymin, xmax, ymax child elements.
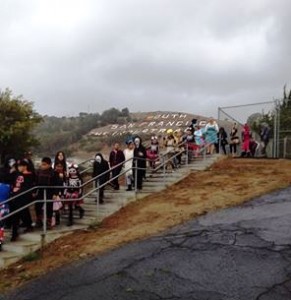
<box><xmin>0</xmin><ymin>183</ymin><xmax>10</xmax><ymax>251</ymax></box>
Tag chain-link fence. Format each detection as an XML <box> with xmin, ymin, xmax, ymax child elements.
<box><xmin>218</xmin><ymin>101</ymin><xmax>280</xmax><ymax>158</ymax></box>
<box><xmin>280</xmin><ymin>137</ymin><xmax>291</xmax><ymax>159</ymax></box>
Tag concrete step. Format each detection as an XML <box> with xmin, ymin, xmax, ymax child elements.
<box><xmin>2</xmin><ymin>239</ymin><xmax>40</xmax><ymax>255</ymax></box>
<box><xmin>0</xmin><ymin>251</ymin><xmax>20</xmax><ymax>269</ymax></box>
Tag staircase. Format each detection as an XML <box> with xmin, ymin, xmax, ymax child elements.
<box><xmin>0</xmin><ymin>154</ymin><xmax>220</xmax><ymax>269</ymax></box>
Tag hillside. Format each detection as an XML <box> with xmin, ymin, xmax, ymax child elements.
<box><xmin>34</xmin><ymin>110</ymin><xmax>232</xmax><ymax>160</ymax></box>
<box><xmin>73</xmin><ymin>111</ymin><xmax>232</xmax><ymax>158</ymax></box>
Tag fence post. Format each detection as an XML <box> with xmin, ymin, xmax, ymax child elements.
<box><xmin>283</xmin><ymin>137</ymin><xmax>287</xmax><ymax>159</ymax></box>
<box><xmin>41</xmin><ymin>188</ymin><xmax>47</xmax><ymax>248</ymax></box>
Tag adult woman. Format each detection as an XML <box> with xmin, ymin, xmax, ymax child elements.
<box><xmin>218</xmin><ymin>127</ymin><xmax>228</xmax><ymax>155</ymax></box>
<box><xmin>205</xmin><ymin>118</ymin><xmax>219</xmax><ymax>154</ymax></box>
<box><xmin>229</xmin><ymin>123</ymin><xmax>239</xmax><ymax>157</ymax></box>
<box><xmin>241</xmin><ymin>123</ymin><xmax>251</xmax><ymax>157</ymax></box>
<box><xmin>53</xmin><ymin>151</ymin><xmax>68</xmax><ymax>174</ymax></box>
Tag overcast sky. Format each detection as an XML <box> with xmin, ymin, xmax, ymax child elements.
<box><xmin>0</xmin><ymin>0</ymin><xmax>290</xmax><ymax>117</ymax></box>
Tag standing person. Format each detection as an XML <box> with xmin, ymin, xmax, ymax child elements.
<box><xmin>183</xmin><ymin>127</ymin><xmax>196</xmax><ymax>161</ymax></box>
<box><xmin>34</xmin><ymin>157</ymin><xmax>60</xmax><ymax>229</ymax></box>
<box><xmin>241</xmin><ymin>123</ymin><xmax>251</xmax><ymax>157</ymax></box>
<box><xmin>0</xmin><ymin>157</ymin><xmax>17</xmax><ymax>229</ymax></box>
<box><xmin>205</xmin><ymin>118</ymin><xmax>219</xmax><ymax>155</ymax></box>
<box><xmin>0</xmin><ymin>157</ymin><xmax>18</xmax><ymax>186</ymax></box>
<box><xmin>229</xmin><ymin>123</ymin><xmax>240</xmax><ymax>157</ymax></box>
<box><xmin>260</xmin><ymin>123</ymin><xmax>271</xmax><ymax>156</ymax></box>
<box><xmin>65</xmin><ymin>164</ymin><xmax>84</xmax><ymax>226</ymax></box>
<box><xmin>133</xmin><ymin>136</ymin><xmax>147</xmax><ymax>190</ymax></box>
<box><xmin>23</xmin><ymin>151</ymin><xmax>35</xmax><ymax>174</ymax></box>
<box><xmin>164</xmin><ymin>129</ymin><xmax>177</xmax><ymax>170</ymax></box>
<box><xmin>0</xmin><ymin>182</ymin><xmax>10</xmax><ymax>249</ymax></box>
<box><xmin>53</xmin><ymin>162</ymin><xmax>67</xmax><ymax>225</ymax></box>
<box><xmin>10</xmin><ymin>159</ymin><xmax>35</xmax><ymax>241</ymax></box>
<box><xmin>53</xmin><ymin>151</ymin><xmax>68</xmax><ymax>174</ymax></box>
<box><xmin>218</xmin><ymin>127</ymin><xmax>228</xmax><ymax>155</ymax></box>
<box><xmin>109</xmin><ymin>143</ymin><xmax>125</xmax><ymax>190</ymax></box>
<box><xmin>194</xmin><ymin>125</ymin><xmax>204</xmax><ymax>147</ymax></box>
<box><xmin>92</xmin><ymin>153</ymin><xmax>109</xmax><ymax>204</ymax></box>
<box><xmin>249</xmin><ymin>137</ymin><xmax>260</xmax><ymax>157</ymax></box>
<box><xmin>147</xmin><ymin>135</ymin><xmax>159</xmax><ymax>169</ymax></box>
<box><xmin>123</xmin><ymin>139</ymin><xmax>135</xmax><ymax>191</ymax></box>
<box><xmin>174</xmin><ymin>130</ymin><xmax>183</xmax><ymax>166</ymax></box>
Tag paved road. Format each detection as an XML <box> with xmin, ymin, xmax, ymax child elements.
<box><xmin>3</xmin><ymin>187</ymin><xmax>291</xmax><ymax>300</ymax></box>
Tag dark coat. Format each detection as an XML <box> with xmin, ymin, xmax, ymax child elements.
<box><xmin>35</xmin><ymin>168</ymin><xmax>60</xmax><ymax>200</ymax></box>
<box><xmin>11</xmin><ymin>171</ymin><xmax>35</xmax><ymax>209</ymax></box>
<box><xmin>109</xmin><ymin>150</ymin><xmax>125</xmax><ymax>168</ymax></box>
<box><xmin>134</xmin><ymin>141</ymin><xmax>147</xmax><ymax>170</ymax></box>
<box><xmin>93</xmin><ymin>153</ymin><xmax>110</xmax><ymax>185</ymax></box>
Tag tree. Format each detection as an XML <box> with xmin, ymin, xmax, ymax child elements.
<box><xmin>0</xmin><ymin>88</ymin><xmax>42</xmax><ymax>163</ymax></box>
<box><xmin>277</xmin><ymin>84</ymin><xmax>291</xmax><ymax>138</ymax></box>
<box><xmin>247</xmin><ymin>113</ymin><xmax>263</xmax><ymax>129</ymax></box>
<box><xmin>101</xmin><ymin>108</ymin><xmax>122</xmax><ymax>124</ymax></box>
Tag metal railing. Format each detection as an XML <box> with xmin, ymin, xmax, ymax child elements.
<box><xmin>0</xmin><ymin>142</ymin><xmax>209</xmax><ymax>246</ymax></box>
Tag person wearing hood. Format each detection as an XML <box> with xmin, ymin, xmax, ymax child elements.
<box><xmin>0</xmin><ymin>157</ymin><xmax>18</xmax><ymax>186</ymax></box>
<box><xmin>10</xmin><ymin>159</ymin><xmax>35</xmax><ymax>241</ymax></box>
<box><xmin>109</xmin><ymin>143</ymin><xmax>125</xmax><ymax>190</ymax></box>
<box><xmin>133</xmin><ymin>136</ymin><xmax>147</xmax><ymax>190</ymax></box>
<box><xmin>260</xmin><ymin>123</ymin><xmax>270</xmax><ymax>156</ymax></box>
<box><xmin>93</xmin><ymin>153</ymin><xmax>109</xmax><ymax>204</ymax></box>
<box><xmin>241</xmin><ymin>123</ymin><xmax>251</xmax><ymax>157</ymax></box>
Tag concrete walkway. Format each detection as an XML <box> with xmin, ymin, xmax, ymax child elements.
<box><xmin>0</xmin><ymin>155</ymin><xmax>219</xmax><ymax>269</ymax></box>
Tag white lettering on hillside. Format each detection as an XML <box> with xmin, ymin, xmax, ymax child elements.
<box><xmin>89</xmin><ymin>113</ymin><xmax>205</xmax><ymax>137</ymax></box>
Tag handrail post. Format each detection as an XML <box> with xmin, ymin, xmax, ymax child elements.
<box><xmin>162</xmin><ymin>155</ymin><xmax>166</xmax><ymax>186</ymax></box>
<box><xmin>186</xmin><ymin>143</ymin><xmax>189</xmax><ymax>165</ymax></box>
<box><xmin>134</xmin><ymin>160</ymin><xmax>138</xmax><ymax>198</ymax></box>
<box><xmin>96</xmin><ymin>179</ymin><xmax>99</xmax><ymax>216</ymax></box>
<box><xmin>41</xmin><ymin>188</ymin><xmax>47</xmax><ymax>248</ymax></box>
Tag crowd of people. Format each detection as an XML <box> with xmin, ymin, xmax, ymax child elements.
<box><xmin>0</xmin><ymin>151</ymin><xmax>85</xmax><ymax>243</ymax></box>
<box><xmin>0</xmin><ymin>118</ymin><xmax>271</xmax><ymax>245</ymax></box>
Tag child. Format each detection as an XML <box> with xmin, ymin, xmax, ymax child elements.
<box><xmin>34</xmin><ymin>157</ymin><xmax>59</xmax><ymax>229</ymax></box>
<box><xmin>147</xmin><ymin>136</ymin><xmax>159</xmax><ymax>169</ymax></box>
<box><xmin>10</xmin><ymin>159</ymin><xmax>35</xmax><ymax>241</ymax></box>
<box><xmin>65</xmin><ymin>164</ymin><xmax>84</xmax><ymax>226</ymax></box>
<box><xmin>0</xmin><ymin>183</ymin><xmax>10</xmax><ymax>250</ymax></box>
<box><xmin>53</xmin><ymin>151</ymin><xmax>69</xmax><ymax>174</ymax></box>
<box><xmin>53</xmin><ymin>162</ymin><xmax>66</xmax><ymax>225</ymax></box>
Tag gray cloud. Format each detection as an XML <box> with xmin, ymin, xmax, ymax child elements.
<box><xmin>0</xmin><ymin>0</ymin><xmax>290</xmax><ymax>117</ymax></box>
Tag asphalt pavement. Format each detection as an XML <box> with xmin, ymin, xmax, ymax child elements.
<box><xmin>2</xmin><ymin>187</ymin><xmax>291</xmax><ymax>300</ymax></box>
